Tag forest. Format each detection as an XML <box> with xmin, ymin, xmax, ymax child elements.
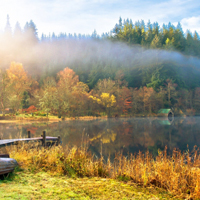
<box><xmin>1</xmin><ymin>15</ymin><xmax>200</xmax><ymax>117</ymax></box>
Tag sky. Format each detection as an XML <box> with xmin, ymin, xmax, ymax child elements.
<box><xmin>0</xmin><ymin>0</ymin><xmax>200</xmax><ymax>37</ymax></box>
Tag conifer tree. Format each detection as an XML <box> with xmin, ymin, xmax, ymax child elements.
<box><xmin>14</xmin><ymin>22</ymin><xmax>22</xmax><ymax>37</ymax></box>
<box><xmin>4</xmin><ymin>15</ymin><xmax>12</xmax><ymax>37</ymax></box>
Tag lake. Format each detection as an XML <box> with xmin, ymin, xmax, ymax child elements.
<box><xmin>0</xmin><ymin>117</ymin><xmax>200</xmax><ymax>159</ymax></box>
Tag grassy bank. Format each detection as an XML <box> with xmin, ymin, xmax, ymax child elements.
<box><xmin>0</xmin><ymin>113</ymin><xmax>108</xmax><ymax>122</ymax></box>
<box><xmin>1</xmin><ymin>144</ymin><xmax>200</xmax><ymax>199</ymax></box>
<box><xmin>0</xmin><ymin>171</ymin><xmax>174</xmax><ymax>199</ymax></box>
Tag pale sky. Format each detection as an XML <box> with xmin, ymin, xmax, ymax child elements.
<box><xmin>0</xmin><ymin>0</ymin><xmax>200</xmax><ymax>37</ymax></box>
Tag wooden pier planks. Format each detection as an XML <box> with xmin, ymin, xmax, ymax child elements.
<box><xmin>0</xmin><ymin>136</ymin><xmax>59</xmax><ymax>147</ymax></box>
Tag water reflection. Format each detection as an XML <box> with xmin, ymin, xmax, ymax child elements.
<box><xmin>0</xmin><ymin>117</ymin><xmax>200</xmax><ymax>159</ymax></box>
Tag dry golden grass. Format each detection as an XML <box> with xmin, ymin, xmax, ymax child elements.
<box><xmin>3</xmin><ymin>143</ymin><xmax>200</xmax><ymax>199</ymax></box>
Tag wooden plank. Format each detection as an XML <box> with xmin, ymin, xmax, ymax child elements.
<box><xmin>0</xmin><ymin>136</ymin><xmax>59</xmax><ymax>147</ymax></box>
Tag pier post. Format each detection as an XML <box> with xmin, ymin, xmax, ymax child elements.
<box><xmin>42</xmin><ymin>131</ymin><xmax>46</xmax><ymax>147</ymax></box>
<box><xmin>28</xmin><ymin>131</ymin><xmax>31</xmax><ymax>138</ymax></box>
<box><xmin>57</xmin><ymin>136</ymin><xmax>61</xmax><ymax>146</ymax></box>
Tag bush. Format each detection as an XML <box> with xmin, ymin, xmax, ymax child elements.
<box><xmin>35</xmin><ymin>112</ymin><xmax>47</xmax><ymax>116</ymax></box>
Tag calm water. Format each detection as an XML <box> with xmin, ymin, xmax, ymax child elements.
<box><xmin>0</xmin><ymin>117</ymin><xmax>200</xmax><ymax>159</ymax></box>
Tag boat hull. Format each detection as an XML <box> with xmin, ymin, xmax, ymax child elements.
<box><xmin>0</xmin><ymin>158</ymin><xmax>18</xmax><ymax>175</ymax></box>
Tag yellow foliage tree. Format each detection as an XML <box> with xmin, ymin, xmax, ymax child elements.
<box><xmin>89</xmin><ymin>93</ymin><xmax>116</xmax><ymax>117</ymax></box>
<box><xmin>6</xmin><ymin>62</ymin><xmax>31</xmax><ymax>111</ymax></box>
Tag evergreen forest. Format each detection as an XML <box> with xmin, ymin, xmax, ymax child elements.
<box><xmin>1</xmin><ymin>15</ymin><xmax>200</xmax><ymax>117</ymax></box>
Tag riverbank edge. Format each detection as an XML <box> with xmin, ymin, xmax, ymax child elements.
<box><xmin>0</xmin><ymin>116</ymin><xmax>108</xmax><ymax>123</ymax></box>
<box><xmin>0</xmin><ymin>113</ymin><xmax>193</xmax><ymax>123</ymax></box>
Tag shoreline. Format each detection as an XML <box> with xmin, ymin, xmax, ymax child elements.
<box><xmin>0</xmin><ymin>114</ymin><xmax>198</xmax><ymax>124</ymax></box>
<box><xmin>0</xmin><ymin>115</ymin><xmax>109</xmax><ymax>123</ymax></box>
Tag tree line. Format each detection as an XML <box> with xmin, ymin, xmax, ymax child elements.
<box><xmin>0</xmin><ymin>16</ymin><xmax>200</xmax><ymax>117</ymax></box>
<box><xmin>111</xmin><ymin>17</ymin><xmax>200</xmax><ymax>57</ymax></box>
<box><xmin>1</xmin><ymin>62</ymin><xmax>200</xmax><ymax>117</ymax></box>
<box><xmin>2</xmin><ymin>15</ymin><xmax>200</xmax><ymax>57</ymax></box>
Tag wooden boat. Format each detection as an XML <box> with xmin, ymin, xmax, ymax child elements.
<box><xmin>0</xmin><ymin>157</ymin><xmax>18</xmax><ymax>175</ymax></box>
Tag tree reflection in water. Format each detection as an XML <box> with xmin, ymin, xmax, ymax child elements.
<box><xmin>0</xmin><ymin>117</ymin><xmax>200</xmax><ymax>160</ymax></box>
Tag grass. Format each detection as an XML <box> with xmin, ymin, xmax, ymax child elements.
<box><xmin>0</xmin><ymin>113</ymin><xmax>104</xmax><ymax>122</ymax></box>
<box><xmin>1</xmin><ymin>143</ymin><xmax>200</xmax><ymax>199</ymax></box>
<box><xmin>0</xmin><ymin>170</ymin><xmax>176</xmax><ymax>199</ymax></box>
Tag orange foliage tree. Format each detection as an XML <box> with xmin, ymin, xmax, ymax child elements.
<box><xmin>56</xmin><ymin>67</ymin><xmax>89</xmax><ymax>117</ymax></box>
<box><xmin>132</xmin><ymin>87</ymin><xmax>156</xmax><ymax>114</ymax></box>
<box><xmin>6</xmin><ymin>62</ymin><xmax>31</xmax><ymax>111</ymax></box>
<box><xmin>116</xmin><ymin>87</ymin><xmax>132</xmax><ymax>116</ymax></box>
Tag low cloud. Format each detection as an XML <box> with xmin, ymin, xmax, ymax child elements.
<box><xmin>181</xmin><ymin>16</ymin><xmax>200</xmax><ymax>34</ymax></box>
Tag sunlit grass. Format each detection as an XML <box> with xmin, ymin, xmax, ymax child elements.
<box><xmin>0</xmin><ymin>171</ymin><xmax>174</xmax><ymax>200</ymax></box>
<box><xmin>3</xmin><ymin>143</ymin><xmax>200</xmax><ymax>199</ymax></box>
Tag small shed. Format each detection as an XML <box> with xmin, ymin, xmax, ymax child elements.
<box><xmin>158</xmin><ymin>109</ymin><xmax>174</xmax><ymax>119</ymax></box>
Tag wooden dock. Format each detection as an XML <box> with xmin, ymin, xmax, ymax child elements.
<box><xmin>0</xmin><ymin>131</ymin><xmax>61</xmax><ymax>147</ymax></box>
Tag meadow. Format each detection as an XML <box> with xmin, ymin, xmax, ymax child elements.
<box><xmin>0</xmin><ymin>142</ymin><xmax>200</xmax><ymax>199</ymax></box>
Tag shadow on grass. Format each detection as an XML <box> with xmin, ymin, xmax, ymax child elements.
<box><xmin>0</xmin><ymin>166</ymin><xmax>22</xmax><ymax>182</ymax></box>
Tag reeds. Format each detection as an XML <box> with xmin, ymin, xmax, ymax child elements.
<box><xmin>4</xmin><ymin>143</ymin><xmax>200</xmax><ymax>199</ymax></box>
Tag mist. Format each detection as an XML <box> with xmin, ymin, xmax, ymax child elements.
<box><xmin>0</xmin><ymin>31</ymin><xmax>200</xmax><ymax>88</ymax></box>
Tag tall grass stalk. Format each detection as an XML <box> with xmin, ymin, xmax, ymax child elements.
<box><xmin>3</xmin><ymin>143</ymin><xmax>200</xmax><ymax>199</ymax></box>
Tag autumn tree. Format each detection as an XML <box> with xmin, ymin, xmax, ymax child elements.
<box><xmin>131</xmin><ymin>87</ymin><xmax>157</xmax><ymax>115</ymax></box>
<box><xmin>143</xmin><ymin>86</ymin><xmax>155</xmax><ymax>114</ymax></box>
<box><xmin>6</xmin><ymin>62</ymin><xmax>31</xmax><ymax>112</ymax></box>
<box><xmin>89</xmin><ymin>93</ymin><xmax>116</xmax><ymax>117</ymax></box>
<box><xmin>39</xmin><ymin>77</ymin><xmax>58</xmax><ymax>117</ymax></box>
<box><xmin>56</xmin><ymin>67</ymin><xmax>89</xmax><ymax>118</ymax></box>
<box><xmin>165</xmin><ymin>79</ymin><xmax>177</xmax><ymax>107</ymax></box>
<box><xmin>94</xmin><ymin>78</ymin><xmax>117</xmax><ymax>96</ymax></box>
<box><xmin>115</xmin><ymin>86</ymin><xmax>132</xmax><ymax>116</ymax></box>
<box><xmin>69</xmin><ymin>81</ymin><xmax>89</xmax><ymax>117</ymax></box>
<box><xmin>156</xmin><ymin>86</ymin><xmax>167</xmax><ymax>109</ymax></box>
<box><xmin>131</xmin><ymin>88</ymin><xmax>144</xmax><ymax>114</ymax></box>
<box><xmin>0</xmin><ymin>69</ymin><xmax>10</xmax><ymax>115</ymax></box>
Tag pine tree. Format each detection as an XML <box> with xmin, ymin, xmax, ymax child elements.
<box><xmin>29</xmin><ymin>20</ymin><xmax>38</xmax><ymax>37</ymax></box>
<box><xmin>194</xmin><ymin>31</ymin><xmax>199</xmax><ymax>40</ymax></box>
<box><xmin>52</xmin><ymin>32</ymin><xmax>56</xmax><ymax>40</ymax></box>
<box><xmin>14</xmin><ymin>22</ymin><xmax>22</xmax><ymax>37</ymax></box>
<box><xmin>4</xmin><ymin>15</ymin><xmax>12</xmax><ymax>36</ymax></box>
<box><xmin>24</xmin><ymin>20</ymin><xmax>38</xmax><ymax>42</ymax></box>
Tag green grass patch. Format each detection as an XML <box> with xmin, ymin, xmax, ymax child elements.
<box><xmin>0</xmin><ymin>171</ymin><xmax>176</xmax><ymax>200</ymax></box>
